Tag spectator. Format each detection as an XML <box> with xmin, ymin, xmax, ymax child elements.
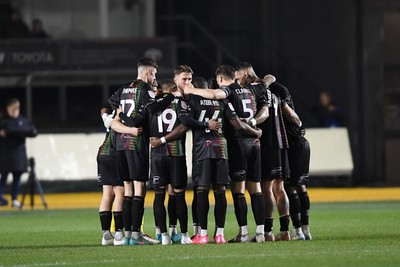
<box><xmin>0</xmin><ymin>98</ymin><xmax>37</xmax><ymax>208</ymax></box>
<box><xmin>31</xmin><ymin>18</ymin><xmax>50</xmax><ymax>38</ymax></box>
<box><xmin>2</xmin><ymin>8</ymin><xmax>30</xmax><ymax>39</ymax></box>
<box><xmin>314</xmin><ymin>91</ymin><xmax>344</xmax><ymax>127</ymax></box>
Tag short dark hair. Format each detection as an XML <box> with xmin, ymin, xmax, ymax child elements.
<box><xmin>174</xmin><ymin>65</ymin><xmax>193</xmax><ymax>76</ymax></box>
<box><xmin>161</xmin><ymin>79</ymin><xmax>176</xmax><ymax>90</ymax></box>
<box><xmin>235</xmin><ymin>62</ymin><xmax>253</xmax><ymax>71</ymax></box>
<box><xmin>215</xmin><ymin>65</ymin><xmax>235</xmax><ymax>80</ymax></box>
<box><xmin>6</xmin><ymin>98</ymin><xmax>20</xmax><ymax>107</ymax></box>
<box><xmin>192</xmin><ymin>77</ymin><xmax>208</xmax><ymax>89</ymax></box>
<box><xmin>137</xmin><ymin>57</ymin><xmax>158</xmax><ymax>70</ymax></box>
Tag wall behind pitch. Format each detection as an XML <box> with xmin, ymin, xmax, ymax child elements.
<box><xmin>25</xmin><ymin>129</ymin><xmax>353</xmax><ymax>181</ymax></box>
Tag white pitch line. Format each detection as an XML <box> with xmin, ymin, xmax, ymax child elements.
<box><xmin>1</xmin><ymin>249</ymin><xmax>391</xmax><ymax>267</ymax></box>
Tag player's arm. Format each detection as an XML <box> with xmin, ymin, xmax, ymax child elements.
<box><xmin>179</xmin><ymin>114</ymin><xmax>220</xmax><ymax>131</ymax></box>
<box><xmin>111</xmin><ymin>110</ymin><xmax>142</xmax><ymax>136</ymax></box>
<box><xmin>250</xmin><ymin>104</ymin><xmax>269</xmax><ymax>127</ymax></box>
<box><xmin>230</xmin><ymin>116</ymin><xmax>262</xmax><ymax>139</ymax></box>
<box><xmin>100</xmin><ymin>101</ymin><xmax>114</xmax><ymax>129</ymax></box>
<box><xmin>183</xmin><ymin>84</ymin><xmax>228</xmax><ymax>100</ymax></box>
<box><xmin>150</xmin><ymin>124</ymin><xmax>189</xmax><ymax>148</ymax></box>
<box><xmin>178</xmin><ymin>98</ymin><xmax>220</xmax><ymax>130</ymax></box>
<box><xmin>225</xmin><ymin>100</ymin><xmax>262</xmax><ymax>138</ymax></box>
<box><xmin>281</xmin><ymin>100</ymin><xmax>302</xmax><ymax>127</ymax></box>
<box><xmin>146</xmin><ymin>93</ymin><xmax>175</xmax><ymax>115</ymax></box>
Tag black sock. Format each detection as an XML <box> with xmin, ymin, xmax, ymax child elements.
<box><xmin>154</xmin><ymin>190</ymin><xmax>167</xmax><ymax>233</ymax></box>
<box><xmin>175</xmin><ymin>191</ymin><xmax>188</xmax><ymax>233</ymax></box>
<box><xmin>264</xmin><ymin>218</ymin><xmax>273</xmax><ymax>232</ymax></box>
<box><xmin>279</xmin><ymin>215</ymin><xmax>289</xmax><ymax>232</ymax></box>
<box><xmin>214</xmin><ymin>190</ymin><xmax>227</xmax><ymax>228</ymax></box>
<box><xmin>288</xmin><ymin>192</ymin><xmax>302</xmax><ymax>228</ymax></box>
<box><xmin>132</xmin><ymin>196</ymin><xmax>144</xmax><ymax>232</ymax></box>
<box><xmin>298</xmin><ymin>191</ymin><xmax>310</xmax><ymax>225</ymax></box>
<box><xmin>113</xmin><ymin>211</ymin><xmax>124</xmax><ymax>232</ymax></box>
<box><xmin>192</xmin><ymin>187</ymin><xmax>198</xmax><ymax>225</ymax></box>
<box><xmin>122</xmin><ymin>196</ymin><xmax>133</xmax><ymax>232</ymax></box>
<box><xmin>168</xmin><ymin>195</ymin><xmax>177</xmax><ymax>228</ymax></box>
<box><xmin>99</xmin><ymin>211</ymin><xmax>112</xmax><ymax>231</ymax></box>
<box><xmin>196</xmin><ymin>189</ymin><xmax>209</xmax><ymax>230</ymax></box>
<box><xmin>250</xmin><ymin>192</ymin><xmax>265</xmax><ymax>226</ymax></box>
<box><xmin>233</xmin><ymin>193</ymin><xmax>248</xmax><ymax>227</ymax></box>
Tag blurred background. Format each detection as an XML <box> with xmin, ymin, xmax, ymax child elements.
<box><xmin>0</xmin><ymin>0</ymin><xmax>399</xmax><ymax>189</ymax></box>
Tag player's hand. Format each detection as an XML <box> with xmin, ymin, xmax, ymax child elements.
<box><xmin>130</xmin><ymin>127</ymin><xmax>142</xmax><ymax>136</ymax></box>
<box><xmin>150</xmin><ymin>137</ymin><xmax>162</xmax><ymax>148</ymax></box>
<box><xmin>263</xmin><ymin>74</ymin><xmax>276</xmax><ymax>87</ymax></box>
<box><xmin>255</xmin><ymin>128</ymin><xmax>262</xmax><ymax>139</ymax></box>
<box><xmin>172</xmin><ymin>89</ymin><xmax>183</xmax><ymax>98</ymax></box>
<box><xmin>183</xmin><ymin>83</ymin><xmax>194</xmax><ymax>95</ymax></box>
<box><xmin>207</xmin><ymin>119</ymin><xmax>221</xmax><ymax>131</ymax></box>
<box><xmin>0</xmin><ymin>129</ymin><xmax>6</xmax><ymax>137</ymax></box>
<box><xmin>102</xmin><ymin>112</ymin><xmax>114</xmax><ymax>129</ymax></box>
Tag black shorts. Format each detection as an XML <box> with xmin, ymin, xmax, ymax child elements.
<box><xmin>260</xmin><ymin>145</ymin><xmax>283</xmax><ymax>181</ymax></box>
<box><xmin>150</xmin><ymin>156</ymin><xmax>188</xmax><ymax>189</ymax></box>
<box><xmin>194</xmin><ymin>158</ymin><xmax>230</xmax><ymax>187</ymax></box>
<box><xmin>228</xmin><ymin>138</ymin><xmax>261</xmax><ymax>182</ymax></box>
<box><xmin>116</xmin><ymin>150</ymin><xmax>149</xmax><ymax>182</ymax></box>
<box><xmin>286</xmin><ymin>137</ymin><xmax>310</xmax><ymax>186</ymax></box>
<box><xmin>97</xmin><ymin>154</ymin><xmax>123</xmax><ymax>186</ymax></box>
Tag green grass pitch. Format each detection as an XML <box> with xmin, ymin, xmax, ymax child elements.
<box><xmin>1</xmin><ymin>201</ymin><xmax>400</xmax><ymax>267</ymax></box>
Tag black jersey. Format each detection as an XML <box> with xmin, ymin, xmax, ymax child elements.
<box><xmin>98</xmin><ymin>129</ymin><xmax>117</xmax><ymax>157</ymax></box>
<box><xmin>259</xmin><ymin>93</ymin><xmax>288</xmax><ymax>149</ymax></box>
<box><xmin>180</xmin><ymin>95</ymin><xmax>236</xmax><ymax>161</ymax></box>
<box><xmin>148</xmin><ymin>97</ymin><xmax>186</xmax><ymax>157</ymax></box>
<box><xmin>221</xmin><ymin>82</ymin><xmax>267</xmax><ymax>139</ymax></box>
<box><xmin>108</xmin><ymin>79</ymin><xmax>154</xmax><ymax>153</ymax></box>
<box><xmin>269</xmin><ymin>82</ymin><xmax>304</xmax><ymax>143</ymax></box>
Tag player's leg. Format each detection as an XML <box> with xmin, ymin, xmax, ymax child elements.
<box><xmin>261</xmin><ymin>180</ymin><xmax>275</xmax><ymax>241</ymax></box>
<box><xmin>0</xmin><ymin>172</ymin><xmax>9</xmax><ymax>206</ymax></box>
<box><xmin>112</xmin><ymin>185</ymin><xmax>125</xmax><ymax>245</ymax></box>
<box><xmin>295</xmin><ymin>137</ymin><xmax>312</xmax><ymax>240</ymax></box>
<box><xmin>298</xmin><ymin>184</ymin><xmax>312</xmax><ymax>240</ymax></box>
<box><xmin>247</xmin><ymin>181</ymin><xmax>265</xmax><ymax>242</ymax></box>
<box><xmin>153</xmin><ymin>187</ymin><xmax>169</xmax><ymax>245</ymax></box>
<box><xmin>116</xmin><ymin>150</ymin><xmax>134</xmax><ymax>245</ymax></box>
<box><xmin>273</xmin><ymin>179</ymin><xmax>290</xmax><ymax>241</ymax></box>
<box><xmin>246</xmin><ymin>141</ymin><xmax>265</xmax><ymax>242</ymax></box>
<box><xmin>260</xmin><ymin>146</ymin><xmax>276</xmax><ymax>241</ymax></box>
<box><xmin>213</xmin><ymin>184</ymin><xmax>227</xmax><ymax>244</ymax></box>
<box><xmin>285</xmin><ymin>185</ymin><xmax>305</xmax><ymax>240</ymax></box>
<box><xmin>171</xmin><ymin>156</ymin><xmax>191</xmax><ymax>244</ymax></box>
<box><xmin>229</xmin><ymin>180</ymin><xmax>249</xmax><ymax>243</ymax></box>
<box><xmin>191</xmin><ymin>186</ymin><xmax>200</xmax><ymax>237</ymax></box>
<box><xmin>191</xmin><ymin>159</ymin><xmax>211</xmax><ymax>244</ymax></box>
<box><xmin>228</xmin><ymin>139</ymin><xmax>249</xmax><ymax>242</ymax></box>
<box><xmin>212</xmin><ymin>158</ymin><xmax>230</xmax><ymax>244</ymax></box>
<box><xmin>167</xmin><ymin>185</ymin><xmax>181</xmax><ymax>243</ymax></box>
<box><xmin>99</xmin><ymin>185</ymin><xmax>115</xmax><ymax>245</ymax></box>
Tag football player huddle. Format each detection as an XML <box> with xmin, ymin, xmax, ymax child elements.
<box><xmin>96</xmin><ymin>57</ymin><xmax>312</xmax><ymax>246</ymax></box>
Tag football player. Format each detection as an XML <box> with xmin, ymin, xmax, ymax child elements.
<box><xmin>183</xmin><ymin>64</ymin><xmax>269</xmax><ymax>243</ymax></box>
<box><xmin>182</xmin><ymin>66</ymin><xmax>262</xmax><ymax>244</ymax></box>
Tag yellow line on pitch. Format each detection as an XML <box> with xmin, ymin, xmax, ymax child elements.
<box><xmin>1</xmin><ymin>188</ymin><xmax>400</xmax><ymax>211</ymax></box>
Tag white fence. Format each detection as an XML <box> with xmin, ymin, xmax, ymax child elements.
<box><xmin>21</xmin><ymin>128</ymin><xmax>353</xmax><ymax>181</ymax></box>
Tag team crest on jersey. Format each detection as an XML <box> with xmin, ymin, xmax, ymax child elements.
<box><xmin>148</xmin><ymin>90</ymin><xmax>155</xmax><ymax>98</ymax></box>
<box><xmin>228</xmin><ymin>102</ymin><xmax>235</xmax><ymax>111</ymax></box>
<box><xmin>181</xmin><ymin>100</ymin><xmax>188</xmax><ymax>109</ymax></box>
